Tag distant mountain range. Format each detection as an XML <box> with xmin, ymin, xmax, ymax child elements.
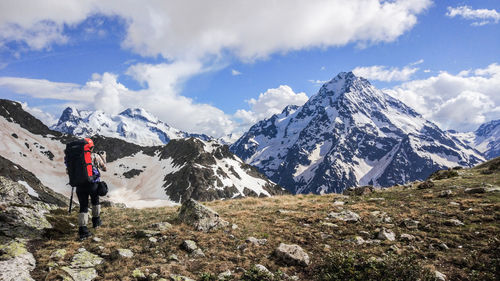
<box><xmin>449</xmin><ymin>119</ymin><xmax>500</xmax><ymax>160</ymax></box>
<box><xmin>52</xmin><ymin>107</ymin><xmax>211</xmax><ymax>146</ymax></box>
<box><xmin>0</xmin><ymin>99</ymin><xmax>285</xmax><ymax>207</ymax></box>
<box><xmin>230</xmin><ymin>72</ymin><xmax>486</xmax><ymax>194</ymax></box>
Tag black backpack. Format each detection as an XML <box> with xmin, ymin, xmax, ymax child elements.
<box><xmin>64</xmin><ymin>139</ymin><xmax>95</xmax><ymax>187</ymax></box>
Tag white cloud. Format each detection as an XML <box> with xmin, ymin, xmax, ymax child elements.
<box><xmin>446</xmin><ymin>6</ymin><xmax>500</xmax><ymax>26</ymax></box>
<box><xmin>231</xmin><ymin>69</ymin><xmax>242</xmax><ymax>76</ymax></box>
<box><xmin>0</xmin><ymin>0</ymin><xmax>431</xmax><ymax>60</ymax></box>
<box><xmin>385</xmin><ymin>63</ymin><xmax>500</xmax><ymax>131</ymax></box>
<box><xmin>234</xmin><ymin>85</ymin><xmax>308</xmax><ymax>126</ymax></box>
<box><xmin>309</xmin><ymin>79</ymin><xmax>329</xmax><ymax>86</ymax></box>
<box><xmin>0</xmin><ymin>61</ymin><xmax>237</xmax><ymax>137</ymax></box>
<box><xmin>20</xmin><ymin>102</ymin><xmax>58</xmax><ymax>126</ymax></box>
<box><xmin>353</xmin><ymin>65</ymin><xmax>419</xmax><ymax>82</ymax></box>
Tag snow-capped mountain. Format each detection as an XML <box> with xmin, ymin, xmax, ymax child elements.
<box><xmin>52</xmin><ymin>107</ymin><xmax>211</xmax><ymax>146</ymax></box>
<box><xmin>449</xmin><ymin>119</ymin><xmax>500</xmax><ymax>160</ymax></box>
<box><xmin>1</xmin><ymin>99</ymin><xmax>286</xmax><ymax>208</ymax></box>
<box><xmin>231</xmin><ymin>72</ymin><xmax>484</xmax><ymax>194</ymax></box>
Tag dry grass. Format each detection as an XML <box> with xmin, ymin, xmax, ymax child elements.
<box><xmin>31</xmin><ymin>164</ymin><xmax>499</xmax><ymax>281</ymax></box>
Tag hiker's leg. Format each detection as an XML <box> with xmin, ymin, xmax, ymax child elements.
<box><xmin>76</xmin><ymin>186</ymin><xmax>91</xmax><ymax>239</ymax></box>
<box><xmin>90</xmin><ymin>183</ymin><xmax>101</xmax><ymax>228</ymax></box>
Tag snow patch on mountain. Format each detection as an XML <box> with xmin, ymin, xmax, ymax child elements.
<box><xmin>449</xmin><ymin>119</ymin><xmax>500</xmax><ymax>159</ymax></box>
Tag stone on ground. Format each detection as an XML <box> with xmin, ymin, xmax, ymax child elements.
<box><xmin>274</xmin><ymin>243</ymin><xmax>310</xmax><ymax>266</ymax></box>
<box><xmin>377</xmin><ymin>228</ymin><xmax>396</xmax><ymax>241</ymax></box>
<box><xmin>328</xmin><ymin>210</ymin><xmax>360</xmax><ymax>223</ymax></box>
<box><xmin>178</xmin><ymin>199</ymin><xmax>229</xmax><ymax>232</ymax></box>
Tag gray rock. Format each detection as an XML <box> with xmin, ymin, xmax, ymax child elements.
<box><xmin>254</xmin><ymin>264</ymin><xmax>273</xmax><ymax>276</ymax></box>
<box><xmin>191</xmin><ymin>248</ymin><xmax>205</xmax><ymax>258</ymax></box>
<box><xmin>178</xmin><ymin>199</ymin><xmax>229</xmax><ymax>232</ymax></box>
<box><xmin>168</xmin><ymin>254</ymin><xmax>179</xmax><ymax>262</ymax></box>
<box><xmin>0</xmin><ymin>240</ymin><xmax>36</xmax><ymax>281</ymax></box>
<box><xmin>434</xmin><ymin>270</ymin><xmax>447</xmax><ymax>281</ymax></box>
<box><xmin>246</xmin><ymin>237</ymin><xmax>267</xmax><ymax>246</ymax></box>
<box><xmin>438</xmin><ymin>243</ymin><xmax>449</xmax><ymax>250</ymax></box>
<box><xmin>274</xmin><ymin>243</ymin><xmax>310</xmax><ymax>266</ymax></box>
<box><xmin>149</xmin><ymin>237</ymin><xmax>158</xmax><ymax>243</ymax></box>
<box><xmin>400</xmin><ymin>233</ymin><xmax>416</xmax><ymax>242</ymax></box>
<box><xmin>61</xmin><ymin>249</ymin><xmax>104</xmax><ymax>281</ymax></box>
<box><xmin>181</xmin><ymin>240</ymin><xmax>198</xmax><ymax>253</ymax></box>
<box><xmin>465</xmin><ymin>187</ymin><xmax>486</xmax><ymax>194</ymax></box>
<box><xmin>111</xmin><ymin>248</ymin><xmax>133</xmax><ymax>259</ymax></box>
<box><xmin>50</xmin><ymin>248</ymin><xmax>67</xmax><ymax>260</ymax></box>
<box><xmin>367</xmin><ymin>197</ymin><xmax>385</xmax><ymax>202</ymax></box>
<box><xmin>333</xmin><ymin>201</ymin><xmax>345</xmax><ymax>206</ymax></box>
<box><xmin>353</xmin><ymin>236</ymin><xmax>365</xmax><ymax>245</ymax></box>
<box><xmin>321</xmin><ymin>222</ymin><xmax>339</xmax><ymax>228</ymax></box>
<box><xmin>132</xmin><ymin>268</ymin><xmax>146</xmax><ymax>279</ymax></box>
<box><xmin>444</xmin><ymin>219</ymin><xmax>464</xmax><ymax>226</ymax></box>
<box><xmin>439</xmin><ymin>190</ymin><xmax>453</xmax><ymax>198</ymax></box>
<box><xmin>151</xmin><ymin>222</ymin><xmax>172</xmax><ymax>231</ymax></box>
<box><xmin>218</xmin><ymin>270</ymin><xmax>232</xmax><ymax>279</ymax></box>
<box><xmin>328</xmin><ymin>210</ymin><xmax>360</xmax><ymax>223</ymax></box>
<box><xmin>401</xmin><ymin>219</ymin><xmax>419</xmax><ymax>229</ymax></box>
<box><xmin>136</xmin><ymin>229</ymin><xmax>161</xmax><ymax>238</ymax></box>
<box><xmin>377</xmin><ymin>228</ymin><xmax>395</xmax><ymax>241</ymax></box>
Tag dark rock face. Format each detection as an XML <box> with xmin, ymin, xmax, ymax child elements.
<box><xmin>0</xmin><ymin>155</ymin><xmax>68</xmax><ymax>206</ymax></box>
<box><xmin>0</xmin><ymin>99</ymin><xmax>61</xmax><ymax>137</ymax></box>
<box><xmin>231</xmin><ymin>72</ymin><xmax>483</xmax><ymax>194</ymax></box>
<box><xmin>159</xmin><ymin>138</ymin><xmax>287</xmax><ymax>203</ymax></box>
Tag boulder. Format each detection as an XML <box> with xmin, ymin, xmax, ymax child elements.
<box><xmin>274</xmin><ymin>243</ymin><xmax>310</xmax><ymax>266</ymax></box>
<box><xmin>0</xmin><ymin>240</ymin><xmax>36</xmax><ymax>281</ymax></box>
<box><xmin>377</xmin><ymin>228</ymin><xmax>395</xmax><ymax>241</ymax></box>
<box><xmin>464</xmin><ymin>187</ymin><xmax>486</xmax><ymax>194</ymax></box>
<box><xmin>178</xmin><ymin>199</ymin><xmax>229</xmax><ymax>232</ymax></box>
<box><xmin>439</xmin><ymin>190</ymin><xmax>453</xmax><ymax>198</ymax></box>
<box><xmin>328</xmin><ymin>210</ymin><xmax>360</xmax><ymax>223</ymax></box>
<box><xmin>62</xmin><ymin>249</ymin><xmax>103</xmax><ymax>281</ymax></box>
<box><xmin>401</xmin><ymin>219</ymin><xmax>419</xmax><ymax>229</ymax></box>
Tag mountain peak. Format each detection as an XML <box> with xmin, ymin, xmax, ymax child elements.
<box><xmin>119</xmin><ymin>108</ymin><xmax>159</xmax><ymax>124</ymax></box>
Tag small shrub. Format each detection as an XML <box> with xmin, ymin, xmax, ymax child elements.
<box><xmin>428</xmin><ymin>169</ymin><xmax>459</xmax><ymax>180</ymax></box>
<box><xmin>314</xmin><ymin>251</ymin><xmax>437</xmax><ymax>281</ymax></box>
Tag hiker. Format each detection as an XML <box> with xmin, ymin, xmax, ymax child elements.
<box><xmin>64</xmin><ymin>138</ymin><xmax>107</xmax><ymax>240</ymax></box>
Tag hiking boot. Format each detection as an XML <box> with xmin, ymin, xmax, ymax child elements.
<box><xmin>92</xmin><ymin>216</ymin><xmax>102</xmax><ymax>228</ymax></box>
<box><xmin>78</xmin><ymin>226</ymin><xmax>91</xmax><ymax>240</ymax></box>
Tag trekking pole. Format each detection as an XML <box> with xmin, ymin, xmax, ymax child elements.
<box><xmin>69</xmin><ymin>185</ymin><xmax>74</xmax><ymax>214</ymax></box>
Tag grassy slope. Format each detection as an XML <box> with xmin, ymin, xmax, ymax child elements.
<box><xmin>31</xmin><ymin>161</ymin><xmax>499</xmax><ymax>281</ymax></box>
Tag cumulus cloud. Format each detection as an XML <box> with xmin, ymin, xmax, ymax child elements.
<box><xmin>353</xmin><ymin>64</ymin><xmax>419</xmax><ymax>82</ymax></box>
<box><xmin>0</xmin><ymin>61</ymin><xmax>237</xmax><ymax>137</ymax></box>
<box><xmin>231</xmin><ymin>69</ymin><xmax>242</xmax><ymax>76</ymax></box>
<box><xmin>20</xmin><ymin>102</ymin><xmax>58</xmax><ymax>126</ymax></box>
<box><xmin>234</xmin><ymin>85</ymin><xmax>308</xmax><ymax>126</ymax></box>
<box><xmin>446</xmin><ymin>5</ymin><xmax>500</xmax><ymax>26</ymax></box>
<box><xmin>385</xmin><ymin>63</ymin><xmax>500</xmax><ymax>131</ymax></box>
<box><xmin>0</xmin><ymin>0</ymin><xmax>431</xmax><ymax>60</ymax></box>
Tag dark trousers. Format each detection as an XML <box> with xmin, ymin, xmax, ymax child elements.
<box><xmin>76</xmin><ymin>182</ymin><xmax>99</xmax><ymax>213</ymax></box>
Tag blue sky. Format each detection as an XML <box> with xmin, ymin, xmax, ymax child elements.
<box><xmin>0</xmin><ymin>0</ymin><xmax>499</xmax><ymax>137</ymax></box>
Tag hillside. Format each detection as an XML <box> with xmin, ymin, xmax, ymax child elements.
<box><xmin>4</xmin><ymin>157</ymin><xmax>496</xmax><ymax>280</ymax></box>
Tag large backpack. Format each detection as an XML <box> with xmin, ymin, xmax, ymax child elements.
<box><xmin>64</xmin><ymin>139</ymin><xmax>95</xmax><ymax>187</ymax></box>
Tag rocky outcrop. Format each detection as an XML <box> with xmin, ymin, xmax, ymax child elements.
<box><xmin>274</xmin><ymin>243</ymin><xmax>310</xmax><ymax>266</ymax></box>
<box><xmin>178</xmin><ymin>199</ymin><xmax>229</xmax><ymax>232</ymax></box>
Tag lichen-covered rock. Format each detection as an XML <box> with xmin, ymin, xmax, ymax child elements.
<box><xmin>328</xmin><ymin>210</ymin><xmax>360</xmax><ymax>223</ymax></box>
<box><xmin>60</xmin><ymin>249</ymin><xmax>103</xmax><ymax>281</ymax></box>
<box><xmin>274</xmin><ymin>243</ymin><xmax>310</xmax><ymax>266</ymax></box>
<box><xmin>181</xmin><ymin>240</ymin><xmax>198</xmax><ymax>253</ymax></box>
<box><xmin>50</xmin><ymin>248</ymin><xmax>67</xmax><ymax>260</ymax></box>
<box><xmin>0</xmin><ymin>240</ymin><xmax>35</xmax><ymax>281</ymax></box>
<box><xmin>178</xmin><ymin>199</ymin><xmax>229</xmax><ymax>232</ymax></box>
<box><xmin>132</xmin><ymin>268</ymin><xmax>146</xmax><ymax>279</ymax></box>
<box><xmin>170</xmin><ymin>274</ymin><xmax>195</xmax><ymax>281</ymax></box>
<box><xmin>151</xmin><ymin>222</ymin><xmax>172</xmax><ymax>231</ymax></box>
